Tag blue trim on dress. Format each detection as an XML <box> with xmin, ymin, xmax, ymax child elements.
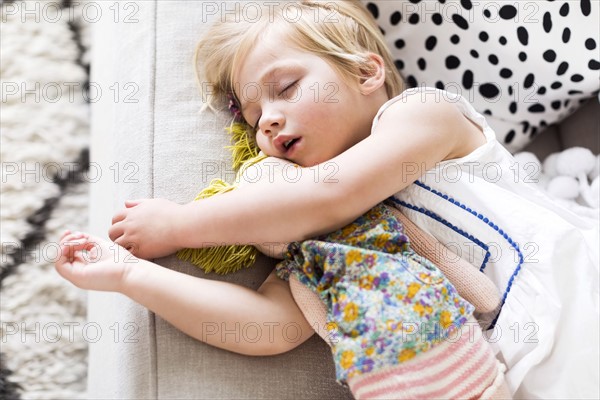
<box><xmin>390</xmin><ymin>180</ymin><xmax>525</xmax><ymax>330</ymax></box>
<box><xmin>387</xmin><ymin>197</ymin><xmax>491</xmax><ymax>272</ymax></box>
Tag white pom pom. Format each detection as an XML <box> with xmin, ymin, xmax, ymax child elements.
<box><xmin>536</xmin><ymin>173</ymin><xmax>551</xmax><ymax>190</ymax></box>
<box><xmin>513</xmin><ymin>152</ymin><xmax>542</xmax><ymax>182</ymax></box>
<box><xmin>547</xmin><ymin>176</ymin><xmax>580</xmax><ymax>199</ymax></box>
<box><xmin>542</xmin><ymin>153</ymin><xmax>560</xmax><ymax>177</ymax></box>
<box><xmin>555</xmin><ymin>147</ymin><xmax>596</xmax><ymax>177</ymax></box>
<box><xmin>589</xmin><ymin>154</ymin><xmax>600</xmax><ymax>181</ymax></box>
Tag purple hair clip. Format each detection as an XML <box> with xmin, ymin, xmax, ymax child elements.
<box><xmin>227</xmin><ymin>92</ymin><xmax>243</xmax><ymax>122</ymax></box>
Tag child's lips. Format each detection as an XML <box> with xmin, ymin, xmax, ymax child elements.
<box><xmin>274</xmin><ymin>135</ymin><xmax>301</xmax><ymax>154</ymax></box>
<box><xmin>284</xmin><ymin>137</ymin><xmax>301</xmax><ymax>156</ymax></box>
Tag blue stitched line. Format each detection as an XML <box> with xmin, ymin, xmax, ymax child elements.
<box><xmin>387</xmin><ymin>197</ymin><xmax>491</xmax><ymax>272</ymax></box>
<box><xmin>391</xmin><ymin>180</ymin><xmax>525</xmax><ymax>330</ymax></box>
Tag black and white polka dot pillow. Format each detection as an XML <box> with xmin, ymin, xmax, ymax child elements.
<box><xmin>362</xmin><ymin>0</ymin><xmax>600</xmax><ymax>152</ymax></box>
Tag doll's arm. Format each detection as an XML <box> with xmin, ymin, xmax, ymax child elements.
<box><xmin>56</xmin><ymin>232</ymin><xmax>314</xmax><ymax>356</ymax></box>
<box><xmin>386</xmin><ymin>206</ymin><xmax>501</xmax><ymax>313</ymax></box>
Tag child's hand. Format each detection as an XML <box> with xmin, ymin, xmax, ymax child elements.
<box><xmin>108</xmin><ymin>198</ymin><xmax>185</xmax><ymax>259</ymax></box>
<box><xmin>55</xmin><ymin>230</ymin><xmax>138</xmax><ymax>292</ymax></box>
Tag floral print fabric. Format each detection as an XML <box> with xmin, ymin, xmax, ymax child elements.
<box><xmin>276</xmin><ymin>203</ymin><xmax>474</xmax><ymax>383</ymax></box>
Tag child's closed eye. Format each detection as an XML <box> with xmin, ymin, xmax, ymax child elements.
<box><xmin>279</xmin><ymin>80</ymin><xmax>299</xmax><ymax>97</ymax></box>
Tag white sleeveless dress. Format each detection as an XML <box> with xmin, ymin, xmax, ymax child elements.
<box><xmin>372</xmin><ymin>87</ymin><xmax>600</xmax><ymax>399</ymax></box>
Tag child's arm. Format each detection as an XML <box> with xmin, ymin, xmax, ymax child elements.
<box><xmin>55</xmin><ymin>231</ymin><xmax>314</xmax><ymax>356</ymax></box>
<box><xmin>110</xmin><ymin>92</ymin><xmax>484</xmax><ymax>259</ymax></box>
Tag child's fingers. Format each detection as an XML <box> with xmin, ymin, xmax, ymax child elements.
<box><xmin>124</xmin><ymin>199</ymin><xmax>146</xmax><ymax>208</ymax></box>
<box><xmin>59</xmin><ymin>231</ymin><xmax>88</xmax><ymax>244</ymax></box>
<box><xmin>55</xmin><ymin>247</ymin><xmax>88</xmax><ymax>285</ymax></box>
<box><xmin>59</xmin><ymin>237</ymin><xmax>93</xmax><ymax>259</ymax></box>
<box><xmin>55</xmin><ymin>241</ymin><xmax>80</xmax><ymax>281</ymax></box>
<box><xmin>65</xmin><ymin>234</ymin><xmax>112</xmax><ymax>259</ymax></box>
<box><xmin>57</xmin><ymin>237</ymin><xmax>92</xmax><ymax>255</ymax></box>
<box><xmin>55</xmin><ymin>235</ymin><xmax>114</xmax><ymax>288</ymax></box>
<box><xmin>59</xmin><ymin>230</ymin><xmax>84</xmax><ymax>242</ymax></box>
<box><xmin>59</xmin><ymin>230</ymin><xmax>71</xmax><ymax>241</ymax></box>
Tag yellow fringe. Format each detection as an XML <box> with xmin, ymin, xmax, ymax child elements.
<box><xmin>193</xmin><ymin>179</ymin><xmax>235</xmax><ymax>200</ymax></box>
<box><xmin>176</xmin><ymin>245</ymin><xmax>258</xmax><ymax>275</ymax></box>
<box><xmin>226</xmin><ymin>122</ymin><xmax>259</xmax><ymax>171</ymax></box>
<box><xmin>176</xmin><ymin>122</ymin><xmax>265</xmax><ymax>275</ymax></box>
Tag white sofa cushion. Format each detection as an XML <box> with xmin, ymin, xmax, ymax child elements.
<box><xmin>88</xmin><ymin>1</ymin><xmax>351</xmax><ymax>398</ymax></box>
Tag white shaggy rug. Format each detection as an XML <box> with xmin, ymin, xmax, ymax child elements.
<box><xmin>1</xmin><ymin>0</ymin><xmax>91</xmax><ymax>398</ymax></box>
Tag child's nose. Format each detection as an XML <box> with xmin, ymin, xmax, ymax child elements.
<box><xmin>260</xmin><ymin>110</ymin><xmax>285</xmax><ymax>136</ymax></box>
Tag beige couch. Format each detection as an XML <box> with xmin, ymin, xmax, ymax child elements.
<box><xmin>87</xmin><ymin>1</ymin><xmax>599</xmax><ymax>398</ymax></box>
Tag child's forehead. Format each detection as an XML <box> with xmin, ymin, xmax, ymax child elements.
<box><xmin>234</xmin><ymin>29</ymin><xmax>299</xmax><ymax>76</ymax></box>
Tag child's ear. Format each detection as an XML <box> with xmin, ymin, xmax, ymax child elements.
<box><xmin>359</xmin><ymin>53</ymin><xmax>386</xmax><ymax>95</ymax></box>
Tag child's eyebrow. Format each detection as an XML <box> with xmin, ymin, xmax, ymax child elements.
<box><xmin>259</xmin><ymin>61</ymin><xmax>302</xmax><ymax>84</ymax></box>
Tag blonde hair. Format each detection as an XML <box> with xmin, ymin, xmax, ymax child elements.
<box><xmin>194</xmin><ymin>0</ymin><xmax>404</xmax><ymax>112</ymax></box>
